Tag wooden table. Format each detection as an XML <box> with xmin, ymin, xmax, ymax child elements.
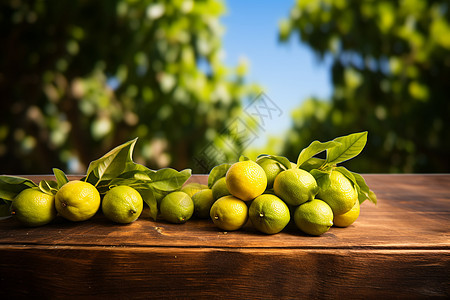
<box><xmin>0</xmin><ymin>174</ymin><xmax>449</xmax><ymax>298</ymax></box>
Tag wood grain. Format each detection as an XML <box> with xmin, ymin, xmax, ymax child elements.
<box><xmin>0</xmin><ymin>174</ymin><xmax>449</xmax><ymax>298</ymax></box>
<box><xmin>1</xmin><ymin>246</ymin><xmax>448</xmax><ymax>298</ymax></box>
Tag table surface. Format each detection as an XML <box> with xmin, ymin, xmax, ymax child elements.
<box><xmin>0</xmin><ymin>174</ymin><xmax>449</xmax><ymax>298</ymax></box>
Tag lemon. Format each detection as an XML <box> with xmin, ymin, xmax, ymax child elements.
<box><xmin>333</xmin><ymin>199</ymin><xmax>360</xmax><ymax>227</ymax></box>
<box><xmin>210</xmin><ymin>195</ymin><xmax>248</xmax><ymax>231</ymax></box>
<box><xmin>102</xmin><ymin>186</ymin><xmax>143</xmax><ymax>224</ymax></box>
<box><xmin>55</xmin><ymin>180</ymin><xmax>101</xmax><ymax>222</ymax></box>
<box><xmin>256</xmin><ymin>157</ymin><xmax>285</xmax><ymax>189</ymax></box>
<box><xmin>160</xmin><ymin>191</ymin><xmax>194</xmax><ymax>224</ymax></box>
<box><xmin>192</xmin><ymin>189</ymin><xmax>215</xmax><ymax>219</ymax></box>
<box><xmin>181</xmin><ymin>183</ymin><xmax>208</xmax><ymax>198</ymax></box>
<box><xmin>226</xmin><ymin>161</ymin><xmax>267</xmax><ymax>201</ymax></box>
<box><xmin>211</xmin><ymin>177</ymin><xmax>231</xmax><ymax>200</ymax></box>
<box><xmin>249</xmin><ymin>194</ymin><xmax>290</xmax><ymax>234</ymax></box>
<box><xmin>294</xmin><ymin>199</ymin><xmax>333</xmax><ymax>236</ymax></box>
<box><xmin>273</xmin><ymin>168</ymin><xmax>318</xmax><ymax>206</ymax></box>
<box><xmin>10</xmin><ymin>188</ymin><xmax>56</xmax><ymax>227</ymax></box>
<box><xmin>318</xmin><ymin>170</ymin><xmax>358</xmax><ymax>215</ymax></box>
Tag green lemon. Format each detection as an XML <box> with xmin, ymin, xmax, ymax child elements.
<box><xmin>55</xmin><ymin>180</ymin><xmax>101</xmax><ymax>222</ymax></box>
<box><xmin>211</xmin><ymin>177</ymin><xmax>231</xmax><ymax>200</ymax></box>
<box><xmin>333</xmin><ymin>199</ymin><xmax>360</xmax><ymax>227</ymax></box>
<box><xmin>192</xmin><ymin>189</ymin><xmax>215</xmax><ymax>219</ymax></box>
<box><xmin>102</xmin><ymin>186</ymin><xmax>143</xmax><ymax>224</ymax></box>
<box><xmin>273</xmin><ymin>168</ymin><xmax>319</xmax><ymax>206</ymax></box>
<box><xmin>318</xmin><ymin>170</ymin><xmax>358</xmax><ymax>215</ymax></box>
<box><xmin>10</xmin><ymin>188</ymin><xmax>56</xmax><ymax>227</ymax></box>
<box><xmin>209</xmin><ymin>195</ymin><xmax>248</xmax><ymax>231</ymax></box>
<box><xmin>294</xmin><ymin>199</ymin><xmax>333</xmax><ymax>236</ymax></box>
<box><xmin>160</xmin><ymin>191</ymin><xmax>194</xmax><ymax>224</ymax></box>
<box><xmin>181</xmin><ymin>183</ymin><xmax>208</xmax><ymax>198</ymax></box>
<box><xmin>249</xmin><ymin>194</ymin><xmax>290</xmax><ymax>234</ymax></box>
<box><xmin>256</xmin><ymin>157</ymin><xmax>285</xmax><ymax>189</ymax></box>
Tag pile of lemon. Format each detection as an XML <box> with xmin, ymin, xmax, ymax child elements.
<box><xmin>179</xmin><ymin>158</ymin><xmax>360</xmax><ymax>236</ymax></box>
<box><xmin>9</xmin><ymin>157</ymin><xmax>361</xmax><ymax>236</ymax></box>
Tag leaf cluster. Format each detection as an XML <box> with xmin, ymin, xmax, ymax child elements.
<box><xmin>295</xmin><ymin>132</ymin><xmax>376</xmax><ymax>205</ymax></box>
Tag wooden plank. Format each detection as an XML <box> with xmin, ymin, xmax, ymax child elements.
<box><xmin>0</xmin><ymin>246</ymin><xmax>448</xmax><ymax>298</ymax></box>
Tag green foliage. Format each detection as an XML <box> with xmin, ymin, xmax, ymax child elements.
<box><xmin>0</xmin><ymin>176</ymin><xmax>37</xmax><ymax>201</ymax></box>
<box><xmin>297</xmin><ymin>140</ymin><xmax>339</xmax><ymax>168</ymax></box>
<box><xmin>280</xmin><ymin>0</ymin><xmax>450</xmax><ymax>172</ymax></box>
<box><xmin>0</xmin><ymin>0</ymin><xmax>257</xmax><ymax>174</ymax></box>
<box><xmin>53</xmin><ymin>168</ymin><xmax>69</xmax><ymax>189</ymax></box>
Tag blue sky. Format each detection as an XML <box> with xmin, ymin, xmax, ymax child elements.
<box><xmin>221</xmin><ymin>0</ymin><xmax>333</xmax><ymax>146</ymax></box>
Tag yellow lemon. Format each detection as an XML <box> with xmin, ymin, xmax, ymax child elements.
<box><xmin>226</xmin><ymin>161</ymin><xmax>267</xmax><ymax>201</ymax></box>
<box><xmin>333</xmin><ymin>199</ymin><xmax>360</xmax><ymax>227</ymax></box>
<box><xmin>55</xmin><ymin>180</ymin><xmax>101</xmax><ymax>222</ymax></box>
<box><xmin>210</xmin><ymin>195</ymin><xmax>248</xmax><ymax>231</ymax></box>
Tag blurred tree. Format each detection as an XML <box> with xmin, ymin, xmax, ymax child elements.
<box><xmin>0</xmin><ymin>0</ymin><xmax>256</xmax><ymax>174</ymax></box>
<box><xmin>280</xmin><ymin>0</ymin><xmax>450</xmax><ymax>172</ymax></box>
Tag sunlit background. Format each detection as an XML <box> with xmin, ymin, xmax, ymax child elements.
<box><xmin>1</xmin><ymin>0</ymin><xmax>449</xmax><ymax>174</ymax></box>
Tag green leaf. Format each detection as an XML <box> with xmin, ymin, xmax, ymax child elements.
<box><xmin>299</xmin><ymin>157</ymin><xmax>326</xmax><ymax>172</ymax></box>
<box><xmin>297</xmin><ymin>140</ymin><xmax>340</xmax><ymax>168</ymax></box>
<box><xmin>148</xmin><ymin>168</ymin><xmax>192</xmax><ymax>192</ymax></box>
<box><xmin>351</xmin><ymin>172</ymin><xmax>377</xmax><ymax>205</ymax></box>
<box><xmin>326</xmin><ymin>131</ymin><xmax>368</xmax><ymax>166</ymax></box>
<box><xmin>311</xmin><ymin>168</ymin><xmax>332</xmax><ymax>190</ymax></box>
<box><xmin>368</xmin><ymin>190</ymin><xmax>378</xmax><ymax>205</ymax></box>
<box><xmin>106</xmin><ymin>178</ymin><xmax>149</xmax><ymax>189</ymax></box>
<box><xmin>39</xmin><ymin>180</ymin><xmax>58</xmax><ymax>195</ymax></box>
<box><xmin>138</xmin><ymin>188</ymin><xmax>158</xmax><ymax>221</ymax></box>
<box><xmin>118</xmin><ymin>170</ymin><xmax>154</xmax><ymax>181</ymax></box>
<box><xmin>208</xmin><ymin>163</ymin><xmax>232</xmax><ymax>188</ymax></box>
<box><xmin>53</xmin><ymin>168</ymin><xmax>69</xmax><ymax>188</ymax></box>
<box><xmin>260</xmin><ymin>155</ymin><xmax>292</xmax><ymax>170</ymax></box>
<box><xmin>0</xmin><ymin>175</ymin><xmax>37</xmax><ymax>200</ymax></box>
<box><xmin>85</xmin><ymin>138</ymin><xmax>138</xmax><ymax>185</ymax></box>
<box><xmin>123</xmin><ymin>161</ymin><xmax>153</xmax><ymax>174</ymax></box>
